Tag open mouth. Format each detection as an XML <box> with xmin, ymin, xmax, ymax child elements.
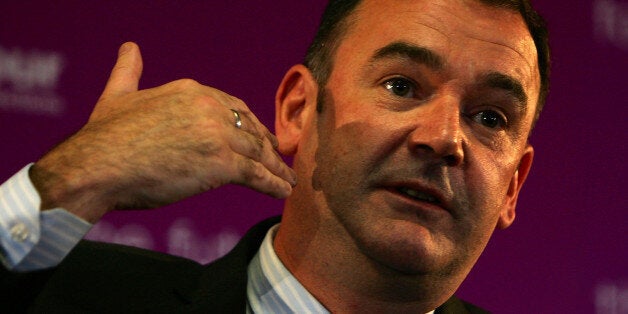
<box><xmin>396</xmin><ymin>187</ymin><xmax>440</xmax><ymax>204</ymax></box>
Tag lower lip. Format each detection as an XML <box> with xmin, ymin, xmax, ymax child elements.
<box><xmin>381</xmin><ymin>188</ymin><xmax>448</xmax><ymax>215</ymax></box>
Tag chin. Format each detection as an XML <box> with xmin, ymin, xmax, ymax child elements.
<box><xmin>357</xmin><ymin>221</ymin><xmax>456</xmax><ymax>276</ymax></box>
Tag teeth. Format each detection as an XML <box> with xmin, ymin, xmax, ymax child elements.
<box><xmin>398</xmin><ymin>187</ymin><xmax>438</xmax><ymax>203</ymax></box>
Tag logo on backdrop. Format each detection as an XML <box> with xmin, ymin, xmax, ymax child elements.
<box><xmin>594</xmin><ymin>0</ymin><xmax>628</xmax><ymax>49</ymax></box>
<box><xmin>167</xmin><ymin>218</ymin><xmax>241</xmax><ymax>264</ymax></box>
<box><xmin>85</xmin><ymin>217</ymin><xmax>241</xmax><ymax>264</ymax></box>
<box><xmin>595</xmin><ymin>282</ymin><xmax>628</xmax><ymax>314</ymax></box>
<box><xmin>0</xmin><ymin>44</ymin><xmax>66</xmax><ymax>116</ymax></box>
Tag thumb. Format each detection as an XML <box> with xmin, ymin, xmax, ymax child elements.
<box><xmin>100</xmin><ymin>42</ymin><xmax>143</xmax><ymax>100</ymax></box>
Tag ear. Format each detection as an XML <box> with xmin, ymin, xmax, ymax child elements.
<box><xmin>497</xmin><ymin>144</ymin><xmax>534</xmax><ymax>229</ymax></box>
<box><xmin>275</xmin><ymin>64</ymin><xmax>318</xmax><ymax>156</ymax></box>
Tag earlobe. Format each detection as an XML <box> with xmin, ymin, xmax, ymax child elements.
<box><xmin>497</xmin><ymin>145</ymin><xmax>534</xmax><ymax>229</ymax></box>
<box><xmin>275</xmin><ymin>64</ymin><xmax>318</xmax><ymax>156</ymax></box>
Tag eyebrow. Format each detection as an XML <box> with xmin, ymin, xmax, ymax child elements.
<box><xmin>480</xmin><ymin>72</ymin><xmax>528</xmax><ymax>108</ymax></box>
<box><xmin>370</xmin><ymin>41</ymin><xmax>529</xmax><ymax>111</ymax></box>
<box><xmin>370</xmin><ymin>41</ymin><xmax>444</xmax><ymax>71</ymax></box>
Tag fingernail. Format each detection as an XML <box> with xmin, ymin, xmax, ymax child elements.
<box><xmin>119</xmin><ymin>42</ymin><xmax>132</xmax><ymax>55</ymax></box>
<box><xmin>277</xmin><ymin>183</ymin><xmax>293</xmax><ymax>199</ymax></box>
<box><xmin>290</xmin><ymin>171</ymin><xmax>297</xmax><ymax>187</ymax></box>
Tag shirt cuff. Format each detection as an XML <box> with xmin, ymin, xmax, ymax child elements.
<box><xmin>0</xmin><ymin>164</ymin><xmax>92</xmax><ymax>271</ymax></box>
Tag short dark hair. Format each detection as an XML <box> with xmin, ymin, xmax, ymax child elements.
<box><xmin>304</xmin><ymin>0</ymin><xmax>550</xmax><ymax>124</ymax></box>
<box><xmin>304</xmin><ymin>0</ymin><xmax>362</xmax><ymax>89</ymax></box>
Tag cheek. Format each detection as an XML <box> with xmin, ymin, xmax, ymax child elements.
<box><xmin>323</xmin><ymin>105</ymin><xmax>398</xmax><ymax>163</ymax></box>
<box><xmin>309</xmin><ymin>113</ymin><xmax>398</xmax><ymax>203</ymax></box>
<box><xmin>464</xmin><ymin>151</ymin><xmax>517</xmax><ymax>216</ymax></box>
<box><xmin>315</xmin><ymin>123</ymin><xmax>374</xmax><ymax>177</ymax></box>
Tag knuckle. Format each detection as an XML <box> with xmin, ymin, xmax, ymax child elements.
<box><xmin>192</xmin><ymin>94</ymin><xmax>219</xmax><ymax>110</ymax></box>
<box><xmin>173</xmin><ymin>78</ymin><xmax>200</xmax><ymax>89</ymax></box>
<box><xmin>230</xmin><ymin>96</ymin><xmax>250</xmax><ymax>112</ymax></box>
<box><xmin>112</xmin><ymin>64</ymin><xmax>132</xmax><ymax>74</ymax></box>
<box><xmin>240</xmin><ymin>160</ymin><xmax>266</xmax><ymax>182</ymax></box>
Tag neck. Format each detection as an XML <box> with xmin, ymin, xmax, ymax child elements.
<box><xmin>274</xmin><ymin>201</ymin><xmax>458</xmax><ymax>313</ymax></box>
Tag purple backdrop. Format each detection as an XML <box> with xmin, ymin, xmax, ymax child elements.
<box><xmin>1</xmin><ymin>1</ymin><xmax>626</xmax><ymax>313</ymax></box>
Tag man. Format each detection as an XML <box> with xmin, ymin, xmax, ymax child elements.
<box><xmin>1</xmin><ymin>0</ymin><xmax>550</xmax><ymax>312</ymax></box>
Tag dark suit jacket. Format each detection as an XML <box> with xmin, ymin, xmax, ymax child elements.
<box><xmin>1</xmin><ymin>216</ymin><xmax>487</xmax><ymax>313</ymax></box>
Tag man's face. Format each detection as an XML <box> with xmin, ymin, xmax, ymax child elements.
<box><xmin>289</xmin><ymin>0</ymin><xmax>540</xmax><ymax>281</ymax></box>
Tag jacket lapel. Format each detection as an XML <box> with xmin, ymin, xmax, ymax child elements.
<box><xmin>179</xmin><ymin>216</ymin><xmax>281</xmax><ymax>313</ymax></box>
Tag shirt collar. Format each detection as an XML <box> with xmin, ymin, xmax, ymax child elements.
<box><xmin>247</xmin><ymin>223</ymin><xmax>329</xmax><ymax>313</ymax></box>
<box><xmin>246</xmin><ymin>223</ymin><xmax>435</xmax><ymax>314</ymax></box>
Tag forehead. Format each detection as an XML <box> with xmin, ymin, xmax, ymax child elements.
<box><xmin>335</xmin><ymin>0</ymin><xmax>540</xmax><ymax>104</ymax></box>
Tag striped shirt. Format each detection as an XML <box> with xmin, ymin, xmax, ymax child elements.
<box><xmin>247</xmin><ymin>224</ymin><xmax>329</xmax><ymax>313</ymax></box>
<box><xmin>246</xmin><ymin>225</ymin><xmax>436</xmax><ymax>314</ymax></box>
<box><xmin>1</xmin><ymin>165</ymin><xmax>435</xmax><ymax>313</ymax></box>
<box><xmin>0</xmin><ymin>164</ymin><xmax>91</xmax><ymax>271</ymax></box>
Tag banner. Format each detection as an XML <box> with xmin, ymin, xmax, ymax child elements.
<box><xmin>1</xmin><ymin>1</ymin><xmax>626</xmax><ymax>312</ymax></box>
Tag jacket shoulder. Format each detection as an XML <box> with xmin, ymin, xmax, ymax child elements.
<box><xmin>1</xmin><ymin>240</ymin><xmax>203</xmax><ymax>312</ymax></box>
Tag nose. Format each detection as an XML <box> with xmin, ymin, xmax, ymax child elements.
<box><xmin>407</xmin><ymin>95</ymin><xmax>464</xmax><ymax>167</ymax></box>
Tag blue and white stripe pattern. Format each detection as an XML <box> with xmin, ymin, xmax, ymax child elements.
<box><xmin>0</xmin><ymin>164</ymin><xmax>91</xmax><ymax>271</ymax></box>
<box><xmin>1</xmin><ymin>165</ymin><xmax>436</xmax><ymax>313</ymax></box>
<box><xmin>247</xmin><ymin>224</ymin><xmax>330</xmax><ymax>314</ymax></box>
<box><xmin>246</xmin><ymin>225</ymin><xmax>436</xmax><ymax>314</ymax></box>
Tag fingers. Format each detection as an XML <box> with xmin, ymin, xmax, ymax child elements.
<box><xmin>232</xmin><ymin>155</ymin><xmax>295</xmax><ymax>199</ymax></box>
<box><xmin>228</xmin><ymin>127</ymin><xmax>297</xmax><ymax>188</ymax></box>
<box><xmin>100</xmin><ymin>42</ymin><xmax>144</xmax><ymax>100</ymax></box>
<box><xmin>95</xmin><ymin>67</ymin><xmax>295</xmax><ymax>198</ymax></box>
<box><xmin>161</xmin><ymin>81</ymin><xmax>279</xmax><ymax>149</ymax></box>
<box><xmin>237</xmin><ymin>110</ymin><xmax>280</xmax><ymax>149</ymax></box>
<box><xmin>212</xmin><ymin>92</ymin><xmax>279</xmax><ymax>149</ymax></box>
<box><xmin>220</xmin><ymin>104</ymin><xmax>296</xmax><ymax>198</ymax></box>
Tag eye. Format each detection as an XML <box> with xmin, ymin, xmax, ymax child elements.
<box><xmin>471</xmin><ymin>110</ymin><xmax>507</xmax><ymax>129</ymax></box>
<box><xmin>383</xmin><ymin>77</ymin><xmax>416</xmax><ymax>98</ymax></box>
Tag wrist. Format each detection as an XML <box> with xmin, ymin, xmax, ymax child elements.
<box><xmin>30</xmin><ymin>154</ymin><xmax>111</xmax><ymax>224</ymax></box>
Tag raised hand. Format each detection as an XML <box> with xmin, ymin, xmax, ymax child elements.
<box><xmin>30</xmin><ymin>42</ymin><xmax>296</xmax><ymax>223</ymax></box>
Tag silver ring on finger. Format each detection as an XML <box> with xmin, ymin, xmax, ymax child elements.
<box><xmin>230</xmin><ymin>109</ymin><xmax>242</xmax><ymax>129</ymax></box>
